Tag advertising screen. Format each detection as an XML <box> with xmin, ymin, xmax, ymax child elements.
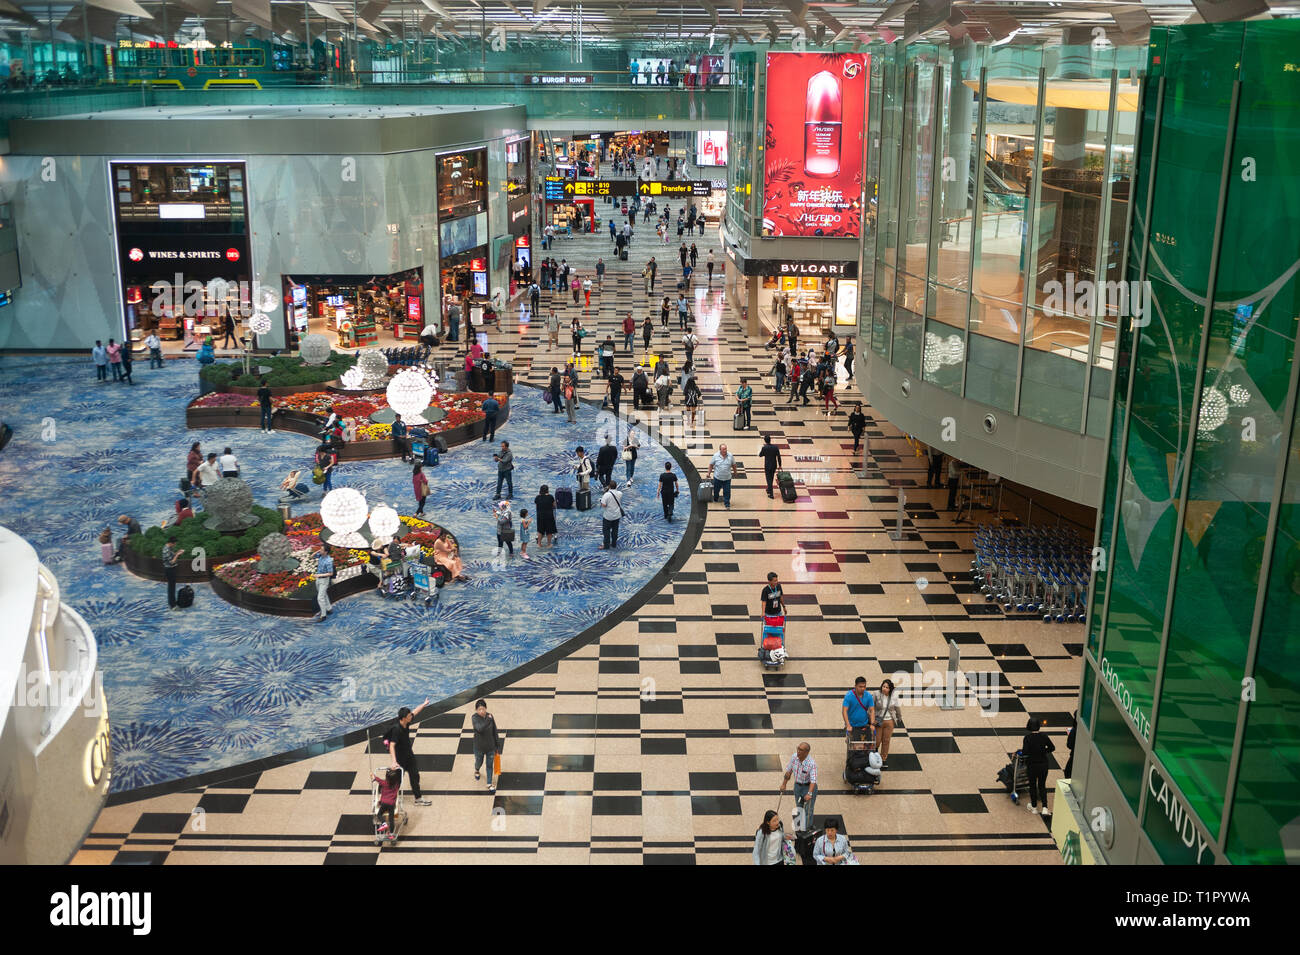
<box><xmin>696</xmin><ymin>131</ymin><xmax>728</xmax><ymax>167</ymax></box>
<box><xmin>762</xmin><ymin>52</ymin><xmax>869</xmax><ymax>238</ymax></box>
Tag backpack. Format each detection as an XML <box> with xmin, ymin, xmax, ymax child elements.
<box><xmin>312</xmin><ymin>466</ymin><xmax>326</xmax><ymax>484</ymax></box>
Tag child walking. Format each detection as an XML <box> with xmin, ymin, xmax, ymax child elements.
<box><xmin>519</xmin><ymin>508</ymin><xmax>532</xmax><ymax>559</ymax></box>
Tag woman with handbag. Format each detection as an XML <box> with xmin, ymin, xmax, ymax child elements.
<box><xmin>876</xmin><ymin>678</ymin><xmax>901</xmax><ymax>766</ymax></box>
<box><xmin>471</xmin><ymin>699</ymin><xmax>502</xmax><ymax>793</ymax></box>
<box><xmin>412</xmin><ymin>462</ymin><xmax>429</xmax><ymax>517</ymax></box>
<box><xmin>571</xmin><ymin>317</ymin><xmax>585</xmax><ymax>355</ymax></box>
<box><xmin>752</xmin><ymin>809</ymin><xmax>795</xmax><ymax>865</ymax></box>
<box><xmin>622</xmin><ymin>430</ymin><xmax>640</xmax><ymax>486</ymax></box>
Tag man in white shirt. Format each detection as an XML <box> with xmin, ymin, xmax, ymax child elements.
<box><xmin>575</xmin><ymin>446</ymin><xmax>594</xmax><ymax>493</ymax></box>
<box><xmin>195</xmin><ymin>452</ymin><xmax>221</xmax><ymax>489</ymax></box>
<box><xmin>145</xmin><ymin>332</ymin><xmax>163</xmax><ymax>368</ymax></box>
<box><xmin>598</xmin><ymin>481</ymin><xmax>624</xmax><ymax>550</ymax></box>
<box><xmin>708</xmin><ymin>444</ymin><xmax>736</xmax><ymax>509</ymax></box>
<box><xmin>218</xmin><ymin>447</ymin><xmax>240</xmax><ymax>477</ymax></box>
<box><xmin>545</xmin><ymin>308</ymin><xmax>560</xmax><ymax>347</ymax></box>
<box><xmin>419</xmin><ymin>323</ymin><xmax>439</xmax><ymax>347</ymax></box>
<box><xmin>779</xmin><ymin>742</ymin><xmax>819</xmax><ymax>831</ymax></box>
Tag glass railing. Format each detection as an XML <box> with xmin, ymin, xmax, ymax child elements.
<box><xmin>0</xmin><ymin>70</ymin><xmax>734</xmax><ymax>122</ymax></box>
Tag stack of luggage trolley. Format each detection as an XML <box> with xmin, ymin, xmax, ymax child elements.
<box><xmin>971</xmin><ymin>525</ymin><xmax>1091</xmax><ymax>622</ymax></box>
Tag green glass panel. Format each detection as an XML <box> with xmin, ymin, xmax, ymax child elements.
<box><xmin>1142</xmin><ymin>760</ymin><xmax>1217</xmax><ymax>865</ymax></box>
<box><xmin>1080</xmin><ymin>659</ymin><xmax>1098</xmax><ymax>730</ymax></box>
<box><xmin>1093</xmin><ymin>687</ymin><xmax>1146</xmax><ymax>813</ymax></box>
<box><xmin>1221</xmin><ymin>18</ymin><xmax>1300</xmax><ymax>866</ymax></box>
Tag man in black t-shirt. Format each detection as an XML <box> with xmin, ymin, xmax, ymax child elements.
<box><xmin>386</xmin><ymin>699</ymin><xmax>432</xmax><ymax>806</ymax></box>
<box><xmin>760</xmin><ymin>571</ymin><xmax>785</xmax><ymax>618</ymax></box>
<box><xmin>758</xmin><ymin>434</ymin><xmax>783</xmax><ymax>498</ymax></box>
<box><xmin>658</xmin><ymin>462</ymin><xmax>679</xmax><ymax>521</ymax></box>
<box><xmin>606</xmin><ymin>368</ymin><xmax>625</xmax><ymax>417</ymax></box>
<box><xmin>596</xmin><ymin>435</ymin><xmax>619</xmax><ymax>488</ymax></box>
<box><xmin>257</xmin><ymin>377</ymin><xmax>274</xmax><ymax>433</ymax></box>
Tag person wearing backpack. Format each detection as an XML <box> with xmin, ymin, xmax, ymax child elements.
<box><xmin>471</xmin><ymin>699</ymin><xmax>503</xmax><ymax>793</ymax></box>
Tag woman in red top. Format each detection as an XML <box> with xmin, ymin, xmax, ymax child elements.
<box><xmin>186</xmin><ymin>442</ymin><xmax>202</xmax><ymax>481</ymax></box>
<box><xmin>413</xmin><ymin>462</ymin><xmax>429</xmax><ymax>517</ymax></box>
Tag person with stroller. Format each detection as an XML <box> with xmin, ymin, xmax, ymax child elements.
<box><xmin>386</xmin><ymin>700</ymin><xmax>433</xmax><ymax>807</ymax></box>
<box><xmin>842</xmin><ymin>676</ymin><xmax>875</xmax><ymax>743</ymax></box>
<box><xmin>371</xmin><ymin>767</ymin><xmax>401</xmax><ymax>840</ymax></box>
<box><xmin>1022</xmin><ymin>717</ymin><xmax>1056</xmax><ymax>817</ymax></box>
<box><xmin>779</xmin><ymin>742</ymin><xmax>818</xmax><ymax>832</ymax></box>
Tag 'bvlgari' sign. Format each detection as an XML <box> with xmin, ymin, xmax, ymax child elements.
<box><xmin>777</xmin><ymin>261</ymin><xmax>852</xmax><ymax>276</ymax></box>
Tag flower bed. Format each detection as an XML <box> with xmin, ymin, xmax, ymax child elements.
<box><xmin>184</xmin><ymin>389</ymin><xmax>510</xmax><ymax>454</ymax></box>
<box><xmin>120</xmin><ymin>505</ymin><xmax>285</xmax><ymax>583</ymax></box>
<box><xmin>209</xmin><ymin>512</ymin><xmax>459</xmax><ymax>616</ymax></box>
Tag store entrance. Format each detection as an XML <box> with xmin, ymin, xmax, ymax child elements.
<box><xmin>283</xmin><ymin>268</ymin><xmax>425</xmax><ymax>351</ymax></box>
<box><xmin>763</xmin><ymin>274</ymin><xmax>858</xmax><ymax>339</ymax></box>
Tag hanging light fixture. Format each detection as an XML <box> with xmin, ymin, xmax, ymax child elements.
<box><xmin>249</xmin><ymin>313</ymin><xmax>272</xmax><ymax>335</ymax></box>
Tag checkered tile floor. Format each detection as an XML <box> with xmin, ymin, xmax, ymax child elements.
<box><xmin>74</xmin><ymin>216</ymin><xmax>1077</xmax><ymax>865</ymax></box>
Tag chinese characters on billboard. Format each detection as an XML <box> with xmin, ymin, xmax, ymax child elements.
<box><xmin>762</xmin><ymin>52</ymin><xmax>869</xmax><ymax>237</ymax></box>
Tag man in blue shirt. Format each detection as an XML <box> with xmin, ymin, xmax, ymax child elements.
<box><xmin>842</xmin><ymin>676</ymin><xmax>875</xmax><ymax>741</ymax></box>
<box><xmin>480</xmin><ymin>395</ymin><xmax>500</xmax><ymax>442</ymax></box>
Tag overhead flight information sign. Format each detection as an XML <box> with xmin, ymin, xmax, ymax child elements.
<box><xmin>545</xmin><ymin>176</ymin><xmax>710</xmax><ymax>200</ymax></box>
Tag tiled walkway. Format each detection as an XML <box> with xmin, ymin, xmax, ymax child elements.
<box><xmin>73</xmin><ymin>216</ymin><xmax>1078</xmax><ymax>865</ymax></box>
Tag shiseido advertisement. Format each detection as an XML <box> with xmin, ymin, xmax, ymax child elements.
<box><xmin>762</xmin><ymin>52</ymin><xmax>869</xmax><ymax>238</ymax></box>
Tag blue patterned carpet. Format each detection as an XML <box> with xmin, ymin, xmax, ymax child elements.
<box><xmin>0</xmin><ymin>356</ymin><xmax>686</xmax><ymax>793</ymax></box>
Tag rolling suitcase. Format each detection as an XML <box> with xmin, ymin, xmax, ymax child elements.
<box><xmin>733</xmin><ymin>410</ymin><xmax>746</xmax><ymax>430</ymax></box>
<box><xmin>576</xmin><ymin>488</ymin><xmax>593</xmax><ymax>511</ymax></box>
<box><xmin>555</xmin><ymin>487</ymin><xmax>574</xmax><ymax>509</ymax></box>
<box><xmin>423</xmin><ymin>444</ymin><xmax>440</xmax><ymax>467</ymax></box>
<box><xmin>696</xmin><ymin>479</ymin><xmax>713</xmax><ymax>503</ymax></box>
<box><xmin>778</xmin><ymin>471</ymin><xmax>797</xmax><ymax>504</ymax></box>
<box><xmin>620</xmin><ymin>247</ymin><xmax>629</xmax><ymax>261</ymax></box>
<box><xmin>795</xmin><ymin>828</ymin><xmax>820</xmax><ymax>866</ymax></box>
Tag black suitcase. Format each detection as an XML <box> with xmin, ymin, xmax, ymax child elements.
<box><xmin>620</xmin><ymin>247</ymin><xmax>629</xmax><ymax>261</ymax></box>
<box><xmin>796</xmin><ymin>829</ymin><xmax>821</xmax><ymax>866</ymax></box>
<box><xmin>555</xmin><ymin>487</ymin><xmax>574</xmax><ymax>509</ymax></box>
<box><xmin>576</xmin><ymin>488</ymin><xmax>593</xmax><ymax>511</ymax></box>
<box><xmin>778</xmin><ymin>471</ymin><xmax>798</xmax><ymax>504</ymax></box>
<box><xmin>176</xmin><ymin>585</ymin><xmax>195</xmax><ymax>608</ymax></box>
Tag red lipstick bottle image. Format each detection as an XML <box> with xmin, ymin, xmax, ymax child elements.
<box><xmin>804</xmin><ymin>70</ymin><xmax>843</xmax><ymax>178</ymax></box>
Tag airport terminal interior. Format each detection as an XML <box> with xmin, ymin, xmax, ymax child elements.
<box><xmin>0</xmin><ymin>0</ymin><xmax>1297</xmax><ymax>872</ymax></box>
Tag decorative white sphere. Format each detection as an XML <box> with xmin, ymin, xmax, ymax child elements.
<box><xmin>253</xmin><ymin>282</ymin><xmax>280</xmax><ymax>313</ymax></box>
<box><xmin>358</xmin><ymin>349</ymin><xmax>389</xmax><ymax>379</ymax></box>
<box><xmin>368</xmin><ymin>504</ymin><xmax>400</xmax><ymax>540</ymax></box>
<box><xmin>1197</xmin><ymin>387</ymin><xmax>1228</xmax><ymax>434</ymax></box>
<box><xmin>299</xmin><ymin>334</ymin><xmax>332</xmax><ymax>365</ymax></box>
<box><xmin>1228</xmin><ymin>384</ymin><xmax>1251</xmax><ymax>406</ymax></box>
<box><xmin>386</xmin><ymin>369</ymin><xmax>433</xmax><ymax>419</ymax></box>
<box><xmin>321</xmin><ymin>488</ymin><xmax>368</xmax><ymax>534</ymax></box>
<box><xmin>249</xmin><ymin>312</ymin><xmax>273</xmax><ymax>335</ymax></box>
<box><xmin>340</xmin><ymin>367</ymin><xmax>364</xmax><ymax>390</ymax></box>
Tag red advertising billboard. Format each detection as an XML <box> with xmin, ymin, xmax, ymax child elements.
<box><xmin>762</xmin><ymin>52</ymin><xmax>869</xmax><ymax>237</ymax></box>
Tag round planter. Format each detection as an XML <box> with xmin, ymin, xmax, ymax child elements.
<box><xmin>186</xmin><ymin>396</ymin><xmax>510</xmax><ymax>454</ymax></box>
<box><xmin>224</xmin><ymin>379</ymin><xmax>344</xmax><ymax>397</ymax></box>
<box><xmin>210</xmin><ymin>567</ymin><xmax>377</xmax><ymax>617</ymax></box>
<box><xmin>121</xmin><ymin>541</ymin><xmax>259</xmax><ymax>583</ymax></box>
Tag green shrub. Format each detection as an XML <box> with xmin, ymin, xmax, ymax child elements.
<box><xmin>127</xmin><ymin>506</ymin><xmax>284</xmax><ymax>561</ymax></box>
<box><xmin>199</xmin><ymin>351</ymin><xmax>358</xmax><ymax>389</ymax></box>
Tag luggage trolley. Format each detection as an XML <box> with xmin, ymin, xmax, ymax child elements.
<box><xmin>366</xmin><ymin>741</ymin><xmax>407</xmax><ymax>847</ymax></box>
<box><xmin>843</xmin><ymin>729</ymin><xmax>882</xmax><ymax>795</ymax></box>
<box><xmin>758</xmin><ymin>615</ymin><xmax>787</xmax><ymax>668</ymax></box>
<box><xmin>996</xmin><ymin>750</ymin><xmax>1031</xmax><ymax>805</ymax></box>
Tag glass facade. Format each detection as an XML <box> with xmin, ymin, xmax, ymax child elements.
<box><xmin>1081</xmin><ymin>19</ymin><xmax>1300</xmax><ymax>865</ymax></box>
<box><xmin>862</xmin><ymin>37</ymin><xmax>1146</xmax><ymax>430</ymax></box>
